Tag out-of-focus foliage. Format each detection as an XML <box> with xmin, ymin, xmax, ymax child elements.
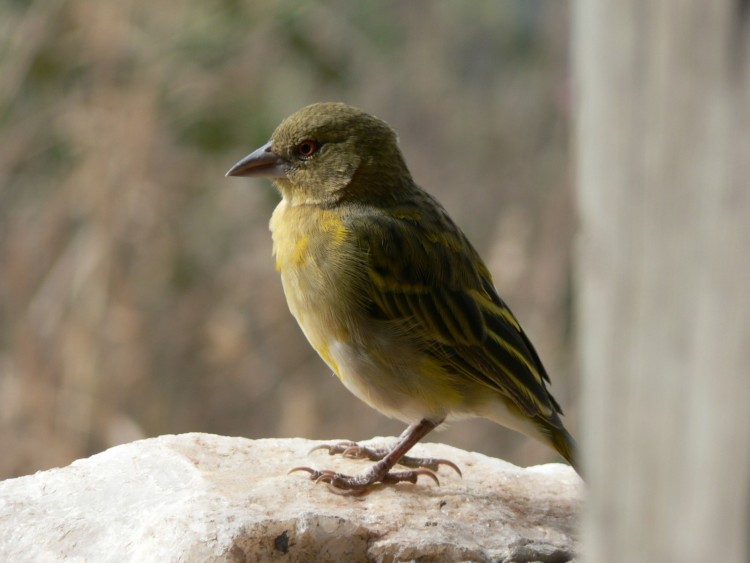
<box><xmin>0</xmin><ymin>0</ymin><xmax>574</xmax><ymax>479</ymax></box>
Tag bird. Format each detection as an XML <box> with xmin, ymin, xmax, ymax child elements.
<box><xmin>226</xmin><ymin>102</ymin><xmax>578</xmax><ymax>491</ymax></box>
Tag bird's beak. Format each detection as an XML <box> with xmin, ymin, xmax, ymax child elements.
<box><xmin>225</xmin><ymin>141</ymin><xmax>289</xmax><ymax>178</ymax></box>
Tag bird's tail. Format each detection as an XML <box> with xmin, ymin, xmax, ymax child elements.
<box><xmin>542</xmin><ymin>421</ymin><xmax>580</xmax><ymax>476</ymax></box>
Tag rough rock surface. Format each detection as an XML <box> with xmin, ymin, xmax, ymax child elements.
<box><xmin>0</xmin><ymin>433</ymin><xmax>583</xmax><ymax>562</ymax></box>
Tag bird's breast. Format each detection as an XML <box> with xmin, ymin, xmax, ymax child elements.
<box><xmin>269</xmin><ymin>201</ymin><xmax>365</xmax><ymax>367</ymax></box>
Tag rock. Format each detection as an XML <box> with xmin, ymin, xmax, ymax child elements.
<box><xmin>0</xmin><ymin>433</ymin><xmax>582</xmax><ymax>562</ymax></box>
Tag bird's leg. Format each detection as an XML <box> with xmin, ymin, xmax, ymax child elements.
<box><xmin>291</xmin><ymin>418</ymin><xmax>460</xmax><ymax>492</ymax></box>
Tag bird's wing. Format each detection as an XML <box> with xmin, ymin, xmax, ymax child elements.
<box><xmin>346</xmin><ymin>203</ymin><xmax>562</xmax><ymax>420</ymax></box>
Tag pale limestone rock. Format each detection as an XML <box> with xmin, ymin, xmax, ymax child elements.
<box><xmin>0</xmin><ymin>433</ymin><xmax>582</xmax><ymax>562</ymax></box>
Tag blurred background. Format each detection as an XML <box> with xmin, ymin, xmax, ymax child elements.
<box><xmin>0</xmin><ymin>0</ymin><xmax>575</xmax><ymax>480</ymax></box>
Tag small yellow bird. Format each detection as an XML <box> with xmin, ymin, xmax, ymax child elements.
<box><xmin>227</xmin><ymin>102</ymin><xmax>578</xmax><ymax>491</ymax></box>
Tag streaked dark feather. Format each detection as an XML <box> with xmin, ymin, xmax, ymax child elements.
<box><xmin>345</xmin><ymin>193</ymin><xmax>564</xmax><ymax>422</ymax></box>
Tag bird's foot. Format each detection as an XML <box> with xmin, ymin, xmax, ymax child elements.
<box><xmin>310</xmin><ymin>440</ymin><xmax>462</xmax><ymax>476</ymax></box>
<box><xmin>289</xmin><ymin>465</ymin><xmax>440</xmax><ymax>494</ymax></box>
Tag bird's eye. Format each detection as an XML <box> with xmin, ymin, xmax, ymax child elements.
<box><xmin>296</xmin><ymin>140</ymin><xmax>318</xmax><ymax>159</ymax></box>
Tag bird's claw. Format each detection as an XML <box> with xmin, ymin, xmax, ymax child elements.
<box><xmin>309</xmin><ymin>441</ymin><xmax>362</xmax><ymax>457</ymax></box>
<box><xmin>289</xmin><ymin>465</ymin><xmax>440</xmax><ymax>492</ymax></box>
<box><xmin>381</xmin><ymin>468</ymin><xmax>441</xmax><ymax>486</ymax></box>
<box><xmin>417</xmin><ymin>457</ymin><xmax>462</xmax><ymax>477</ymax></box>
<box><xmin>310</xmin><ymin>440</ymin><xmax>462</xmax><ymax>477</ymax></box>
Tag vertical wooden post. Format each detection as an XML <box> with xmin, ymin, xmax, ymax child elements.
<box><xmin>574</xmin><ymin>1</ymin><xmax>750</xmax><ymax>561</ymax></box>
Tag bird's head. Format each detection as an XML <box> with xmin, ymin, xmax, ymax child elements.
<box><xmin>226</xmin><ymin>102</ymin><xmax>412</xmax><ymax>206</ymax></box>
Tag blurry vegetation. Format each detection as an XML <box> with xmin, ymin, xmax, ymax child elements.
<box><xmin>0</xmin><ymin>0</ymin><xmax>574</xmax><ymax>478</ymax></box>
